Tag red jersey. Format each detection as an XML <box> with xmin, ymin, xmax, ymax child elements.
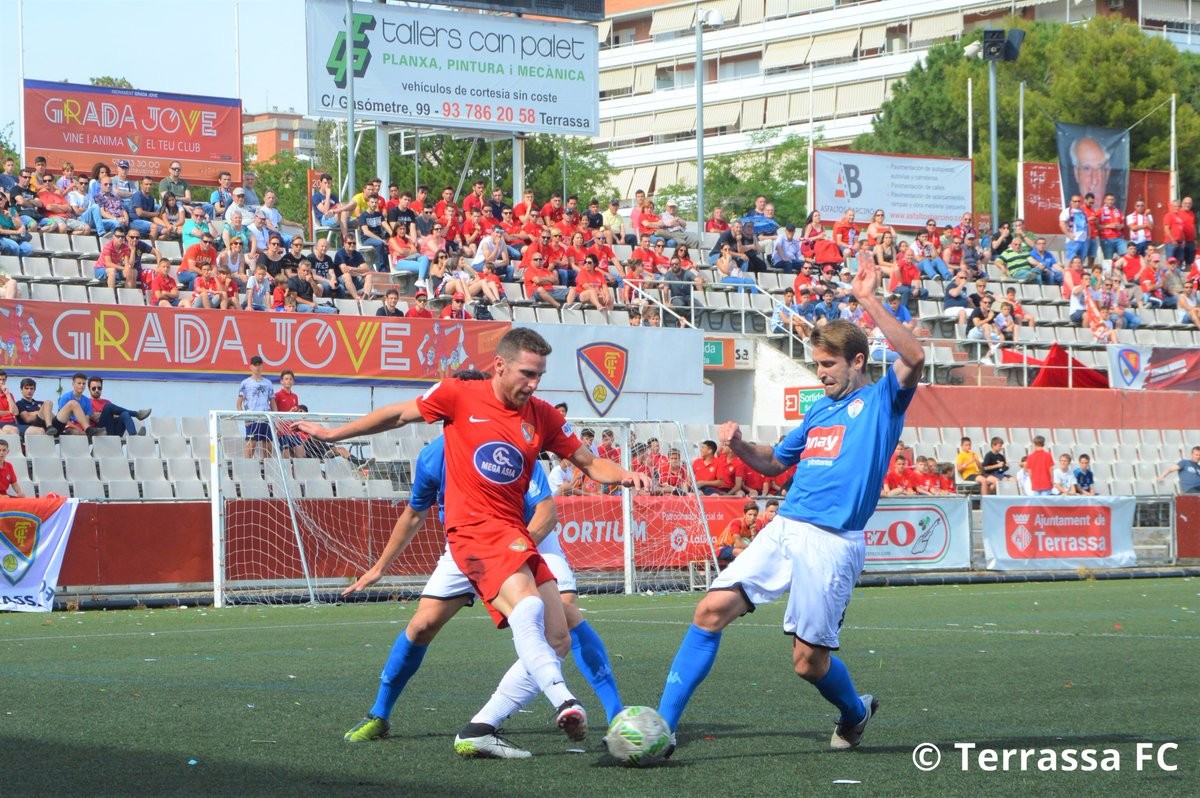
<box><xmin>1026</xmin><ymin>448</ymin><xmax>1055</xmax><ymax>492</ymax></box>
<box><xmin>275</xmin><ymin>388</ymin><xmax>300</xmax><ymax>413</ymax></box>
<box><xmin>0</xmin><ymin>461</ymin><xmax>17</xmax><ymax>495</ymax></box>
<box><xmin>883</xmin><ymin>469</ymin><xmax>913</xmax><ymax>493</ymax></box>
<box><xmin>1121</xmin><ymin>254</ymin><xmax>1143</xmax><ymax>284</ymax></box>
<box><xmin>539</xmin><ymin>202</ymin><xmax>563</xmax><ymax>224</ymax></box>
<box><xmin>1098</xmin><ymin>205</ymin><xmax>1124</xmax><ymax>239</ymax></box>
<box><xmin>575</xmin><ymin>267</ymin><xmax>607</xmax><ymax>291</ymax></box>
<box><xmin>692</xmin><ymin>456</ymin><xmax>722</xmax><ymax>487</ymax></box>
<box><xmin>462</xmin><ymin>192</ymin><xmax>485</xmax><ymax>217</ymax></box>
<box><xmin>832</xmin><ymin>221</ymin><xmax>858</xmax><ymax>248</ymax></box>
<box><xmin>417</xmin><ymin>378</ymin><xmax>581</xmax><ymax>531</ymax></box>
<box><xmin>1082</xmin><ymin>205</ymin><xmax>1100</xmax><ymax>238</ymax></box>
<box><xmin>733</xmin><ymin>458</ymin><xmax>766</xmax><ymax>495</ymax></box>
<box><xmin>716</xmin><ymin>518</ymin><xmax>755</xmax><ymax>548</ymax></box>
<box><xmin>407</xmin><ymin>306</ymin><xmax>433</xmax><ymax>319</ymax></box>
<box><xmin>705</xmin><ymin>218</ymin><xmax>730</xmax><ymax>233</ymax></box>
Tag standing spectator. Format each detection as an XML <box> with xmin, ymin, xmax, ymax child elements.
<box><xmin>1126</xmin><ymin>198</ymin><xmax>1154</xmax><ymax>256</ymax></box>
<box><xmin>1157</xmin><ymin>446</ymin><xmax>1200</xmax><ymax>494</ymax></box>
<box><xmin>1015</xmin><ymin>456</ymin><xmax>1032</xmax><ymax>495</ymax></box>
<box><xmin>1025</xmin><ymin>436</ymin><xmax>1055</xmax><ymax>496</ymax></box>
<box><xmin>274</xmin><ymin>370</ymin><xmax>304</xmax><ymax>459</ymax></box>
<box><xmin>87</xmin><ymin>377</ymin><xmax>152</xmax><ymax>437</ymax></box>
<box><xmin>1074</xmin><ymin>454</ymin><xmax>1097</xmax><ymax>495</ymax></box>
<box><xmin>0</xmin><ymin>371</ymin><xmax>18</xmax><ymax>434</ymax></box>
<box><xmin>237</xmin><ymin>355</ymin><xmax>277</xmax><ymax>459</ymax></box>
<box><xmin>1053</xmin><ymin>453</ymin><xmax>1078</xmax><ymax>495</ymax></box>
<box><xmin>1097</xmin><ymin>193</ymin><xmax>1128</xmax><ymax>263</ymax></box>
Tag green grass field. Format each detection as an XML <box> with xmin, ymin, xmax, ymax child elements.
<box><xmin>2</xmin><ymin>578</ymin><xmax>1197</xmax><ymax>797</ymax></box>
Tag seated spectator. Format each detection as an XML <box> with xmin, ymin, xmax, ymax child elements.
<box><xmin>87</xmin><ymin>376</ymin><xmax>151</xmax><ymax>438</ymax></box>
<box><xmin>289</xmin><ymin>260</ymin><xmax>337</xmax><ymax>313</ymax></box>
<box><xmin>0</xmin><ymin>439</ymin><xmax>24</xmax><ymax>498</ymax></box>
<box><xmin>692</xmin><ymin>439</ymin><xmax>726</xmax><ymax>495</ymax></box>
<box><xmin>1157</xmin><ymin>446</ymin><xmax>1200</xmax><ymax>494</ymax></box>
<box><xmin>915</xmin><ymin>232</ymin><xmax>952</xmax><ymax>280</ymax></box>
<box><xmin>149</xmin><ymin>258</ymin><xmax>181</xmax><ymax>307</ymax></box>
<box><xmin>882</xmin><ymin>455</ymin><xmax>915</xmax><ymax>496</ymax></box>
<box><xmin>967</xmin><ymin>296</ymin><xmax>1002</xmax><ymax>363</ymax></box>
<box><xmin>981</xmin><ymin>437</ymin><xmax>1012</xmax><ymax>481</ymax></box>
<box><xmin>773</xmin><ymin>224</ymin><xmax>804</xmax><ymax>273</ymax></box>
<box><xmin>705</xmin><ymin>205</ymin><xmax>730</xmax><ymax>234</ymax></box>
<box><xmin>714</xmin><ymin>243</ymin><xmax>760</xmax><ymax>294</ymax></box>
<box><xmin>882</xmin><ymin>292</ymin><xmax>916</xmax><ymax>331</ymax></box>
<box><xmin>406</xmin><ymin>289</ymin><xmax>434</xmax><ymax>318</ymax></box>
<box><xmin>956</xmin><ymin>436</ymin><xmax>997</xmax><ymax>495</ymax></box>
<box><xmin>1003</xmin><ymin>286</ymin><xmax>1036</xmax><ymax>330</ymax></box>
<box><xmin>770</xmin><ymin>288</ymin><xmax>810</xmax><ymax>337</ymax></box>
<box><xmin>93</xmin><ymin>228</ymin><xmax>139</xmax><ymax>289</ymax></box>
<box><xmin>334</xmin><ymin>237</ymin><xmax>378</xmax><ymax>300</ymax></box>
<box><xmin>0</xmin><ymin>194</ymin><xmax>34</xmax><ymax>257</ymax></box>
<box><xmin>293</xmin><ymin>404</ymin><xmax>366</xmax><ymax>465</ymax></box>
<box><xmin>376</xmin><ymin>288</ymin><xmax>405</xmax><ymax>317</ymax></box>
<box><xmin>440</xmin><ymin>292</ymin><xmax>473</xmax><ymax>320</ymax></box>
<box><xmin>565</xmin><ymin>255</ymin><xmax>613</xmax><ymax>311</ymax></box>
<box><xmin>1053</xmin><ymin>453</ymin><xmax>1078</xmax><ymax>495</ymax></box>
<box><xmin>548</xmin><ymin>455</ymin><xmax>584</xmax><ymax>495</ymax></box>
<box><xmin>15</xmin><ymin>377</ymin><xmax>77</xmax><ymax>438</ymax></box>
<box><xmin>151</xmin><ymin>192</ymin><xmax>186</xmax><ymax>240</ymax></box>
<box><xmin>244</xmin><ymin>264</ymin><xmax>272</xmax><ymax>311</ymax></box>
<box><xmin>1074</xmin><ymin>454</ymin><xmax>1096</xmax><ymax>495</ymax></box>
<box><xmin>192</xmin><ymin>264</ymin><xmax>230</xmax><ymax>310</ymax></box>
<box><xmin>889</xmin><ymin>241</ymin><xmax>928</xmax><ymax>306</ymax></box>
<box><xmin>715</xmin><ymin>500</ymin><xmax>759</xmax><ymax>569</ymax></box>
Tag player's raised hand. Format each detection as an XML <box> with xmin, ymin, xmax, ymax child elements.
<box><xmin>851</xmin><ymin>260</ymin><xmax>881</xmax><ymax>302</ymax></box>
<box><xmin>295</xmin><ymin>420</ymin><xmax>334</xmax><ymax>440</ymax></box>
<box><xmin>718</xmin><ymin>420</ymin><xmax>742</xmax><ymax>447</ymax></box>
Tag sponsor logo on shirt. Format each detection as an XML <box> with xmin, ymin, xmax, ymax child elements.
<box><xmin>508</xmin><ymin>538</ymin><xmax>528</xmax><ymax>552</ymax></box>
<box><xmin>474</xmin><ymin>441</ymin><xmax>524</xmax><ymax>484</ymax></box>
<box><xmin>801</xmin><ymin>425</ymin><xmax>845</xmax><ymax>460</ymax></box>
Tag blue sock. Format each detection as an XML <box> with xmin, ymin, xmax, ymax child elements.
<box><xmin>569</xmin><ymin>621</ymin><xmax>623</xmax><ymax>724</ymax></box>
<box><xmin>657</xmin><ymin>625</ymin><xmax>722</xmax><ymax>731</ymax></box>
<box><xmin>813</xmin><ymin>655</ymin><xmax>864</xmax><ymax>724</ymax></box>
<box><xmin>369</xmin><ymin>632</ymin><xmax>428</xmax><ymax>720</ymax></box>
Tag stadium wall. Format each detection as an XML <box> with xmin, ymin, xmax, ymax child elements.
<box><xmin>904</xmin><ymin>386</ymin><xmax>1200</xmax><ymax>431</ymax></box>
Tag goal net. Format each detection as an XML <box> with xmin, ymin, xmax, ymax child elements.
<box><xmin>211</xmin><ymin>412</ymin><xmax>718</xmax><ymax>606</ymax></box>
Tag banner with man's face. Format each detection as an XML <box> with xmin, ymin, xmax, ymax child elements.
<box><xmin>1055</xmin><ymin>122</ymin><xmax>1130</xmax><ymax>209</ymax></box>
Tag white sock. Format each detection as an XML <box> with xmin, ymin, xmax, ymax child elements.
<box><xmin>470</xmin><ymin>660</ymin><xmax>540</xmax><ymax>728</ymax></box>
<box><xmin>508</xmin><ymin>596</ymin><xmax>574</xmax><ymax>708</ymax></box>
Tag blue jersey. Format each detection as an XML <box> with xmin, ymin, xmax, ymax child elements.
<box><xmin>774</xmin><ymin>368</ymin><xmax>915</xmax><ymax>531</ymax></box>
<box><xmin>409</xmin><ymin>435</ymin><xmax>551</xmax><ymax>524</ymax></box>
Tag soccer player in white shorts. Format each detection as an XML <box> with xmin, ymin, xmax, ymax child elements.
<box><xmin>657</xmin><ymin>260</ymin><xmax>924</xmax><ymax>756</ymax></box>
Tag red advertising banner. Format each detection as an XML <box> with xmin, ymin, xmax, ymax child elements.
<box><xmin>23</xmin><ymin>79</ymin><xmax>243</xmax><ymax>183</ymax></box>
<box><xmin>982</xmin><ymin>496</ymin><xmax>1136</xmax><ymax>570</ymax></box>
<box><xmin>1022</xmin><ymin>162</ymin><xmax>1170</xmax><ymax>240</ymax></box>
<box><xmin>0</xmin><ymin>299</ymin><xmax>506</xmax><ymax>386</ymax></box>
<box><xmin>1107</xmin><ymin>344</ymin><xmax>1200</xmax><ymax>392</ymax></box>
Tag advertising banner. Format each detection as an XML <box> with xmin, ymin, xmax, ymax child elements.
<box><xmin>306</xmin><ymin>0</ymin><xmax>599</xmax><ymax>136</ymax></box>
<box><xmin>862</xmin><ymin>498</ymin><xmax>971</xmax><ymax>572</ymax></box>
<box><xmin>1021</xmin><ymin>162</ymin><xmax>1169</xmax><ymax>239</ymax></box>
<box><xmin>23</xmin><ymin>79</ymin><xmax>242</xmax><ymax>183</ymax></box>
<box><xmin>0</xmin><ymin>300</ymin><xmax>505</xmax><ymax>386</ymax></box>
<box><xmin>981</xmin><ymin>496</ymin><xmax>1136</xmax><ymax>570</ymax></box>
<box><xmin>1054</xmin><ymin>122</ymin><xmax>1130</xmax><ymax>209</ymax></box>
<box><xmin>0</xmin><ymin>497</ymin><xmax>79</xmax><ymax>612</ymax></box>
<box><xmin>783</xmin><ymin>386</ymin><xmax>826</xmax><ymax>421</ymax></box>
<box><xmin>811</xmin><ymin>149</ymin><xmax>973</xmax><ymax>228</ymax></box>
<box><xmin>1107</xmin><ymin>344</ymin><xmax>1200</xmax><ymax>392</ymax></box>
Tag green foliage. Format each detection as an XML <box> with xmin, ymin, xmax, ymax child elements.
<box><xmin>89</xmin><ymin>75</ymin><xmax>134</xmax><ymax>89</ymax></box>
<box><xmin>0</xmin><ymin>122</ymin><xmax>18</xmax><ymax>165</ymax></box>
<box><xmin>854</xmin><ymin>17</ymin><xmax>1200</xmax><ymax>221</ymax></box>
<box><xmin>657</xmin><ymin>130</ymin><xmax>812</xmax><ymax>226</ymax></box>
<box><xmin>321</xmin><ymin>127</ymin><xmax>613</xmax><ymax>203</ymax></box>
<box><xmin>244</xmin><ymin>150</ymin><xmax>312</xmax><ymax>225</ymax></box>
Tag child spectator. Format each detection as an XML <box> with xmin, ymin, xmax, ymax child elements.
<box><xmin>955</xmin><ymin>436</ymin><xmax>996</xmax><ymax>495</ymax></box>
<box><xmin>1053</xmin><ymin>453</ymin><xmax>1078</xmax><ymax>494</ymax></box>
<box><xmin>1026</xmin><ymin>436</ymin><xmax>1055</xmax><ymax>495</ymax></box>
<box><xmin>981</xmin><ymin>436</ymin><xmax>1012</xmax><ymax>481</ymax></box>
<box><xmin>271</xmin><ymin>274</ymin><xmax>289</xmax><ymax>311</ymax></box>
<box><xmin>1016</xmin><ymin>456</ymin><xmax>1032</xmax><ymax>495</ymax></box>
<box><xmin>1074</xmin><ymin>453</ymin><xmax>1096</xmax><ymax>495</ymax></box>
<box><xmin>715</xmin><ymin>501</ymin><xmax>759</xmax><ymax>569</ymax></box>
<box><xmin>246</xmin><ymin>264</ymin><xmax>271</xmax><ymax>311</ymax></box>
<box><xmin>882</xmin><ymin>455</ymin><xmax>915</xmax><ymax>496</ymax></box>
<box><xmin>0</xmin><ymin>439</ymin><xmax>23</xmax><ymax>497</ymax></box>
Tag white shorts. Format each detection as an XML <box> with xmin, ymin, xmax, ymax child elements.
<box><xmin>420</xmin><ymin>532</ymin><xmax>575</xmax><ymax>600</ymax></box>
<box><xmin>710</xmin><ymin>517</ymin><xmax>865</xmax><ymax>649</ymax></box>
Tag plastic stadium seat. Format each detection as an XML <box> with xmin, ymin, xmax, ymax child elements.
<box><xmin>175</xmin><ymin>481</ymin><xmax>208</xmax><ymax>500</ymax></box>
<box><xmin>180</xmin><ymin>416</ymin><xmax>209</xmax><ymax>440</ymax></box>
<box><xmin>166</xmin><ymin>457</ymin><xmax>201</xmax><ymax>483</ymax></box>
<box><xmin>69</xmin><ymin>479</ymin><xmax>106</xmax><ymax>499</ymax></box>
<box><xmin>37</xmin><ymin>479</ymin><xmax>71</xmax><ymax>498</ymax></box>
<box><xmin>30</xmin><ymin>457</ymin><xmax>64</xmax><ymax>482</ymax></box>
<box><xmin>133</xmin><ymin>457</ymin><xmax>167</xmax><ymax>483</ymax></box>
<box><xmin>157</xmin><ymin>435</ymin><xmax>189</xmax><ymax>459</ymax></box>
<box><xmin>303</xmin><ymin>479</ymin><xmax>334</xmax><ymax>498</ymax></box>
<box><xmin>125</xmin><ymin>435</ymin><xmax>157</xmax><ymax>459</ymax></box>
<box><xmin>110</xmin><ymin>481</ymin><xmax>144</xmax><ymax>499</ymax></box>
<box><xmin>57</xmin><ymin>435</ymin><xmax>91</xmax><ymax>458</ymax></box>
<box><xmin>291</xmin><ymin>458</ymin><xmax>325</xmax><ymax>481</ymax></box>
<box><xmin>366</xmin><ymin>479</ymin><xmax>393</xmax><ymax>497</ymax></box>
<box><xmin>91</xmin><ymin>436</ymin><xmax>125</xmax><ymax>459</ymax></box>
<box><xmin>64</xmin><ymin>457</ymin><xmax>99</xmax><ymax>483</ymax></box>
<box><xmin>335</xmin><ymin>479</ymin><xmax>366</xmax><ymax>498</ymax></box>
<box><xmin>237</xmin><ymin>478</ymin><xmax>271</xmax><ymax>499</ymax></box>
<box><xmin>98</xmin><ymin>457</ymin><xmax>134</xmax><ymax>484</ymax></box>
<box><xmin>141</xmin><ymin>482</ymin><xmax>175</xmax><ymax>500</ymax></box>
<box><xmin>24</xmin><ymin>434</ymin><xmax>57</xmax><ymax>459</ymax></box>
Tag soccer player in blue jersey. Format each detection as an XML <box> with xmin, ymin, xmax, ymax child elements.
<box><xmin>657</xmin><ymin>259</ymin><xmax>924</xmax><ymax>754</ymax></box>
<box><xmin>342</xmin><ymin>399</ymin><xmax>622</xmax><ymax>756</ymax></box>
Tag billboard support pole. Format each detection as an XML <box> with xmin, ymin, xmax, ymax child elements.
<box><xmin>375</xmin><ymin>124</ymin><xmax>389</xmax><ymax>188</ymax></box>
<box><xmin>16</xmin><ymin>0</ymin><xmax>25</xmax><ymax>160</ymax></box>
<box><xmin>512</xmin><ymin>134</ymin><xmax>525</xmax><ymax>201</ymax></box>
<box><xmin>1170</xmin><ymin>93</ymin><xmax>1178</xmax><ymax>201</ymax></box>
<box><xmin>345</xmin><ymin>0</ymin><xmax>356</xmax><ymax>200</ymax></box>
<box><xmin>1017</xmin><ymin>82</ymin><xmax>1025</xmax><ymax>221</ymax></box>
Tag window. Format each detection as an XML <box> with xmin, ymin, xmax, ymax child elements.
<box><xmin>718</xmin><ymin>56</ymin><xmax>761</xmax><ymax>81</ymax></box>
<box><xmin>281</xmin><ymin>131</ymin><xmax>290</xmax><ymax>142</ymax></box>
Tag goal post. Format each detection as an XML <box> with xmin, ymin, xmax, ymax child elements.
<box><xmin>210</xmin><ymin>411</ymin><xmax>719</xmax><ymax>606</ymax></box>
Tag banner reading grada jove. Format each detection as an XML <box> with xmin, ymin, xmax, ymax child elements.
<box><xmin>306</xmin><ymin>0</ymin><xmax>598</xmax><ymax>136</ymax></box>
<box><xmin>982</xmin><ymin>496</ymin><xmax>1136</xmax><ymax>571</ymax></box>
<box><xmin>1</xmin><ymin>497</ymin><xmax>79</xmax><ymax>612</ymax></box>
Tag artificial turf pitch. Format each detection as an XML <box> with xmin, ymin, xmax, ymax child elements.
<box><xmin>1</xmin><ymin>578</ymin><xmax>1197</xmax><ymax>797</ymax></box>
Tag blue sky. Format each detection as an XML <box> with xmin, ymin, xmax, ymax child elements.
<box><xmin>2</xmin><ymin>0</ymin><xmax>310</xmax><ymax>151</ymax></box>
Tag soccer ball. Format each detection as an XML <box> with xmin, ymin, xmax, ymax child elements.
<box><xmin>603</xmin><ymin>706</ymin><xmax>673</xmax><ymax>767</ymax></box>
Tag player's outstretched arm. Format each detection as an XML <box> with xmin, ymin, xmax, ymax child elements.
<box><xmin>296</xmin><ymin>399</ymin><xmax>424</xmax><ymax>442</ymax></box>
<box><xmin>568</xmin><ymin>444</ymin><xmax>654</xmax><ymax>491</ymax></box>
<box><xmin>721</xmin><ymin>421</ymin><xmax>786</xmax><ymax>477</ymax></box>
<box><xmin>527</xmin><ymin>496</ymin><xmax>558</xmax><ymax>544</ymax></box>
<box><xmin>342</xmin><ymin>504</ymin><xmax>427</xmax><ymax>596</ymax></box>
<box><xmin>852</xmin><ymin>261</ymin><xmax>925</xmax><ymax>389</ymax></box>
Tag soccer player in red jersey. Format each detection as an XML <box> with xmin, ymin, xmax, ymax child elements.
<box><xmin>297</xmin><ymin>328</ymin><xmax>652</xmax><ymax>744</ymax></box>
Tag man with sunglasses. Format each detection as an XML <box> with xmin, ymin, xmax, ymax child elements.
<box><xmin>94</xmin><ymin>175</ymin><xmax>131</xmax><ymax>231</ymax></box>
<box><xmin>182</xmin><ymin>205</ymin><xmax>217</xmax><ymax>251</ymax></box>
<box><xmin>93</xmin><ymin>228</ymin><xmax>139</xmax><ymax>289</ymax></box>
<box><xmin>157</xmin><ymin>162</ymin><xmax>194</xmax><ymax>206</ymax></box>
<box><xmin>8</xmin><ymin>170</ymin><xmax>43</xmax><ymax>227</ymax></box>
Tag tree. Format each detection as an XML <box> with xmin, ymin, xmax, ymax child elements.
<box><xmin>89</xmin><ymin>76</ymin><xmax>134</xmax><ymax>89</ymax></box>
<box><xmin>656</xmin><ymin>129</ymin><xmax>813</xmax><ymax>227</ymax></box>
<box><xmin>244</xmin><ymin>150</ymin><xmax>312</xmax><ymax>225</ymax></box>
<box><xmin>0</xmin><ymin>123</ymin><xmax>17</xmax><ymax>165</ymax></box>
<box><xmin>853</xmin><ymin>17</ymin><xmax>1200</xmax><ymax>222</ymax></box>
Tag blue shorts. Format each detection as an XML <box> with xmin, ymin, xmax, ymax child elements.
<box><xmin>245</xmin><ymin>421</ymin><xmax>272</xmax><ymax>441</ymax></box>
<box><xmin>278</xmin><ymin>434</ymin><xmax>302</xmax><ymax>449</ymax></box>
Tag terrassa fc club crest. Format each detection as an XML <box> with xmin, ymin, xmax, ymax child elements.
<box><xmin>577</xmin><ymin>343</ymin><xmax>628</xmax><ymax>417</ymax></box>
<box><xmin>0</xmin><ymin>512</ymin><xmax>41</xmax><ymax>586</ymax></box>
